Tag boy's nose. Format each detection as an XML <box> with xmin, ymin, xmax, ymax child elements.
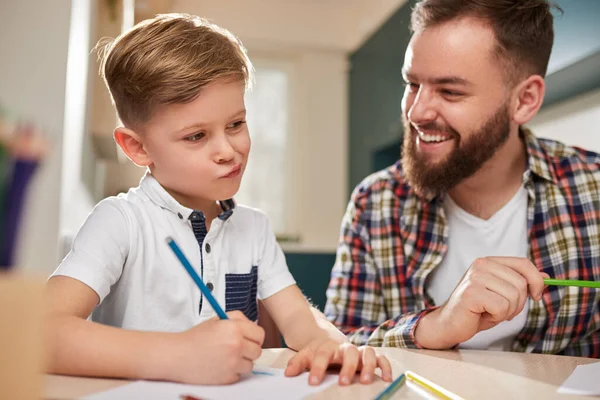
<box><xmin>214</xmin><ymin>136</ymin><xmax>235</xmax><ymax>163</ymax></box>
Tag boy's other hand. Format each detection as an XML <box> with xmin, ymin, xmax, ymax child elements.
<box><xmin>284</xmin><ymin>340</ymin><xmax>392</xmax><ymax>386</ymax></box>
<box><xmin>166</xmin><ymin>310</ymin><xmax>265</xmax><ymax>385</ymax></box>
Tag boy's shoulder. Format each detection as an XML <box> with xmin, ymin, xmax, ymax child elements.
<box><xmin>83</xmin><ymin>184</ymin><xmax>157</xmax><ymax>237</ymax></box>
<box><xmin>93</xmin><ymin>184</ymin><xmax>151</xmax><ymax>216</ymax></box>
<box><xmin>229</xmin><ymin>203</ymin><xmax>271</xmax><ymax>228</ymax></box>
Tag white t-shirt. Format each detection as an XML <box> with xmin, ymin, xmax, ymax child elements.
<box><xmin>51</xmin><ymin>173</ymin><xmax>296</xmax><ymax>332</ymax></box>
<box><xmin>427</xmin><ymin>186</ymin><xmax>529</xmax><ymax>350</ymax></box>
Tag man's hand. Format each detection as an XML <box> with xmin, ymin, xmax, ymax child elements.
<box><xmin>415</xmin><ymin>257</ymin><xmax>548</xmax><ymax>349</ymax></box>
<box><xmin>284</xmin><ymin>340</ymin><xmax>392</xmax><ymax>386</ymax></box>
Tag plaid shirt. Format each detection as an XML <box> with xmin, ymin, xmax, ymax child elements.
<box><xmin>325</xmin><ymin>129</ymin><xmax>600</xmax><ymax>357</ymax></box>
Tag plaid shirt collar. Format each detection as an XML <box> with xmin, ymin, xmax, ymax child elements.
<box><xmin>522</xmin><ymin>127</ymin><xmax>559</xmax><ymax>185</ymax></box>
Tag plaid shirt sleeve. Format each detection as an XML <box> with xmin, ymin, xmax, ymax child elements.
<box><xmin>324</xmin><ymin>184</ymin><xmax>437</xmax><ymax>348</ymax></box>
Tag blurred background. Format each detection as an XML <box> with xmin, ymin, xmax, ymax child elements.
<box><xmin>1</xmin><ymin>0</ymin><xmax>599</xmax><ymax>310</ymax></box>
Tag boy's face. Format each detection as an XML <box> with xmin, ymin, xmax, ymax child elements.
<box><xmin>141</xmin><ymin>79</ymin><xmax>250</xmax><ymax>207</ymax></box>
<box><xmin>400</xmin><ymin>17</ymin><xmax>516</xmax><ymax>196</ymax></box>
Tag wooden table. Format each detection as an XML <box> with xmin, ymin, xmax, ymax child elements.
<box><xmin>44</xmin><ymin>348</ymin><xmax>597</xmax><ymax>399</ymax></box>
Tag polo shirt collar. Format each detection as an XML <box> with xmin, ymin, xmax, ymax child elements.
<box><xmin>139</xmin><ymin>172</ymin><xmax>236</xmax><ymax>221</ymax></box>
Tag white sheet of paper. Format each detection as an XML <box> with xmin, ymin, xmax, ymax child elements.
<box><xmin>82</xmin><ymin>366</ymin><xmax>338</xmax><ymax>400</ymax></box>
<box><xmin>557</xmin><ymin>362</ymin><xmax>600</xmax><ymax>396</ymax></box>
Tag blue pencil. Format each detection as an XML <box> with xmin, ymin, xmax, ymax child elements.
<box><xmin>167</xmin><ymin>237</ymin><xmax>271</xmax><ymax>377</ymax></box>
<box><xmin>374</xmin><ymin>373</ymin><xmax>406</xmax><ymax>400</ymax></box>
<box><xmin>166</xmin><ymin>237</ymin><xmax>228</xmax><ymax>320</ymax></box>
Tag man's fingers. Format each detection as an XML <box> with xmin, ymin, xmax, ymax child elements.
<box><xmin>485</xmin><ymin>257</ymin><xmax>545</xmax><ymax>299</ymax></box>
<box><xmin>474</xmin><ymin>264</ymin><xmax>525</xmax><ymax>320</ymax></box>
<box><xmin>467</xmin><ymin>271</ymin><xmax>519</xmax><ymax>319</ymax></box>
<box><xmin>476</xmin><ymin>289</ymin><xmax>511</xmax><ymax>327</ymax></box>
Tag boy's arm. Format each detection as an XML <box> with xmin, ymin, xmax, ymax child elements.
<box><xmin>261</xmin><ymin>285</ymin><xmax>345</xmax><ymax>351</ymax></box>
<box><xmin>47</xmin><ymin>276</ymin><xmax>265</xmax><ymax>384</ymax></box>
<box><xmin>257</xmin><ymin>300</ymin><xmax>283</xmax><ymax>348</ymax></box>
<box><xmin>262</xmin><ymin>285</ymin><xmax>392</xmax><ymax>386</ymax></box>
<box><xmin>254</xmin><ymin>211</ymin><xmax>391</xmax><ymax>385</ymax></box>
<box><xmin>47</xmin><ymin>276</ymin><xmax>170</xmax><ymax>380</ymax></box>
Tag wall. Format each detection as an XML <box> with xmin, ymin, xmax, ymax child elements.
<box><xmin>170</xmin><ymin>0</ymin><xmax>406</xmax><ymax>52</ymax></box>
<box><xmin>269</xmin><ymin>49</ymin><xmax>349</xmax><ymax>252</ymax></box>
<box><xmin>528</xmin><ymin>88</ymin><xmax>600</xmax><ymax>153</ymax></box>
<box><xmin>348</xmin><ymin>0</ymin><xmax>416</xmax><ymax>192</ymax></box>
<box><xmin>543</xmin><ymin>0</ymin><xmax>600</xmax><ymax>107</ymax></box>
<box><xmin>0</xmin><ymin>0</ymin><xmax>100</xmax><ymax>272</ymax></box>
<box><xmin>547</xmin><ymin>0</ymin><xmax>600</xmax><ymax>74</ymax></box>
<box><xmin>60</xmin><ymin>0</ymin><xmax>98</xmax><ymax>259</ymax></box>
<box><xmin>0</xmin><ymin>0</ymin><xmax>72</xmax><ymax>273</ymax></box>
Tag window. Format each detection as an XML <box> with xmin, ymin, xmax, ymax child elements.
<box><xmin>236</xmin><ymin>61</ymin><xmax>293</xmax><ymax>237</ymax></box>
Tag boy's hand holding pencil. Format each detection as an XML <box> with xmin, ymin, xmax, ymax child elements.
<box><xmin>166</xmin><ymin>238</ymin><xmax>265</xmax><ymax>385</ymax></box>
<box><xmin>161</xmin><ymin>310</ymin><xmax>264</xmax><ymax>385</ymax></box>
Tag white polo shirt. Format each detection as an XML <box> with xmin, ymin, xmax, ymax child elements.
<box><xmin>51</xmin><ymin>173</ymin><xmax>296</xmax><ymax>332</ymax></box>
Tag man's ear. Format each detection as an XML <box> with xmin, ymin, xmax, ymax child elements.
<box><xmin>114</xmin><ymin>127</ymin><xmax>152</xmax><ymax>167</ymax></box>
<box><xmin>511</xmin><ymin>75</ymin><xmax>545</xmax><ymax>125</ymax></box>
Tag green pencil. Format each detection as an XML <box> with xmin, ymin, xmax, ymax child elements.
<box><xmin>544</xmin><ymin>279</ymin><xmax>600</xmax><ymax>289</ymax></box>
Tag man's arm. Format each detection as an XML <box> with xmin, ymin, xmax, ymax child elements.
<box><xmin>324</xmin><ymin>193</ymin><xmax>437</xmax><ymax>348</ymax></box>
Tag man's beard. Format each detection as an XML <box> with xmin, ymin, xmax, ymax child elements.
<box><xmin>401</xmin><ymin>103</ymin><xmax>511</xmax><ymax>198</ymax></box>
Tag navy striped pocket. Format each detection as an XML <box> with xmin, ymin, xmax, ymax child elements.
<box><xmin>225</xmin><ymin>266</ymin><xmax>258</xmax><ymax>321</ymax></box>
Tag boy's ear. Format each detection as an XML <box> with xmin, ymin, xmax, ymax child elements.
<box><xmin>114</xmin><ymin>127</ymin><xmax>152</xmax><ymax>167</ymax></box>
<box><xmin>511</xmin><ymin>75</ymin><xmax>545</xmax><ymax>126</ymax></box>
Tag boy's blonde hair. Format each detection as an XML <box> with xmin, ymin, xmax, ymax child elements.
<box><xmin>98</xmin><ymin>13</ymin><xmax>253</xmax><ymax>128</ymax></box>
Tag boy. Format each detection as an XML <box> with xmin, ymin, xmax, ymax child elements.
<box><xmin>46</xmin><ymin>14</ymin><xmax>392</xmax><ymax>386</ymax></box>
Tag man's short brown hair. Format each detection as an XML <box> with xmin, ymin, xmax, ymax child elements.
<box><xmin>410</xmin><ymin>0</ymin><xmax>562</xmax><ymax>82</ymax></box>
<box><xmin>98</xmin><ymin>13</ymin><xmax>253</xmax><ymax>128</ymax></box>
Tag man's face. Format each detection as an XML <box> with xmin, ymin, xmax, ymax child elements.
<box><xmin>141</xmin><ymin>79</ymin><xmax>251</xmax><ymax>206</ymax></box>
<box><xmin>401</xmin><ymin>17</ymin><xmax>515</xmax><ymax>197</ymax></box>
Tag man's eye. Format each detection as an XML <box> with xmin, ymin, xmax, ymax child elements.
<box><xmin>441</xmin><ymin>89</ymin><xmax>463</xmax><ymax>97</ymax></box>
<box><xmin>404</xmin><ymin>82</ymin><xmax>419</xmax><ymax>92</ymax></box>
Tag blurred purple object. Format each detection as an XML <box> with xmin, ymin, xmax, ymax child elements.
<box><xmin>0</xmin><ymin>159</ymin><xmax>38</xmax><ymax>269</ymax></box>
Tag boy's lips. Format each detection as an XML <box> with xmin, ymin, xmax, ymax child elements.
<box><xmin>221</xmin><ymin>163</ymin><xmax>242</xmax><ymax>178</ymax></box>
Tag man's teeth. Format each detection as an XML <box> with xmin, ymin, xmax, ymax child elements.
<box><xmin>419</xmin><ymin>133</ymin><xmax>451</xmax><ymax>143</ymax></box>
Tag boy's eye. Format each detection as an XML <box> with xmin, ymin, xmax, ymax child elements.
<box><xmin>185</xmin><ymin>132</ymin><xmax>205</xmax><ymax>142</ymax></box>
<box><xmin>227</xmin><ymin>120</ymin><xmax>246</xmax><ymax>130</ymax></box>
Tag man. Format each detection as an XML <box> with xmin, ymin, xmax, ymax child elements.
<box><xmin>325</xmin><ymin>0</ymin><xmax>600</xmax><ymax>357</ymax></box>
